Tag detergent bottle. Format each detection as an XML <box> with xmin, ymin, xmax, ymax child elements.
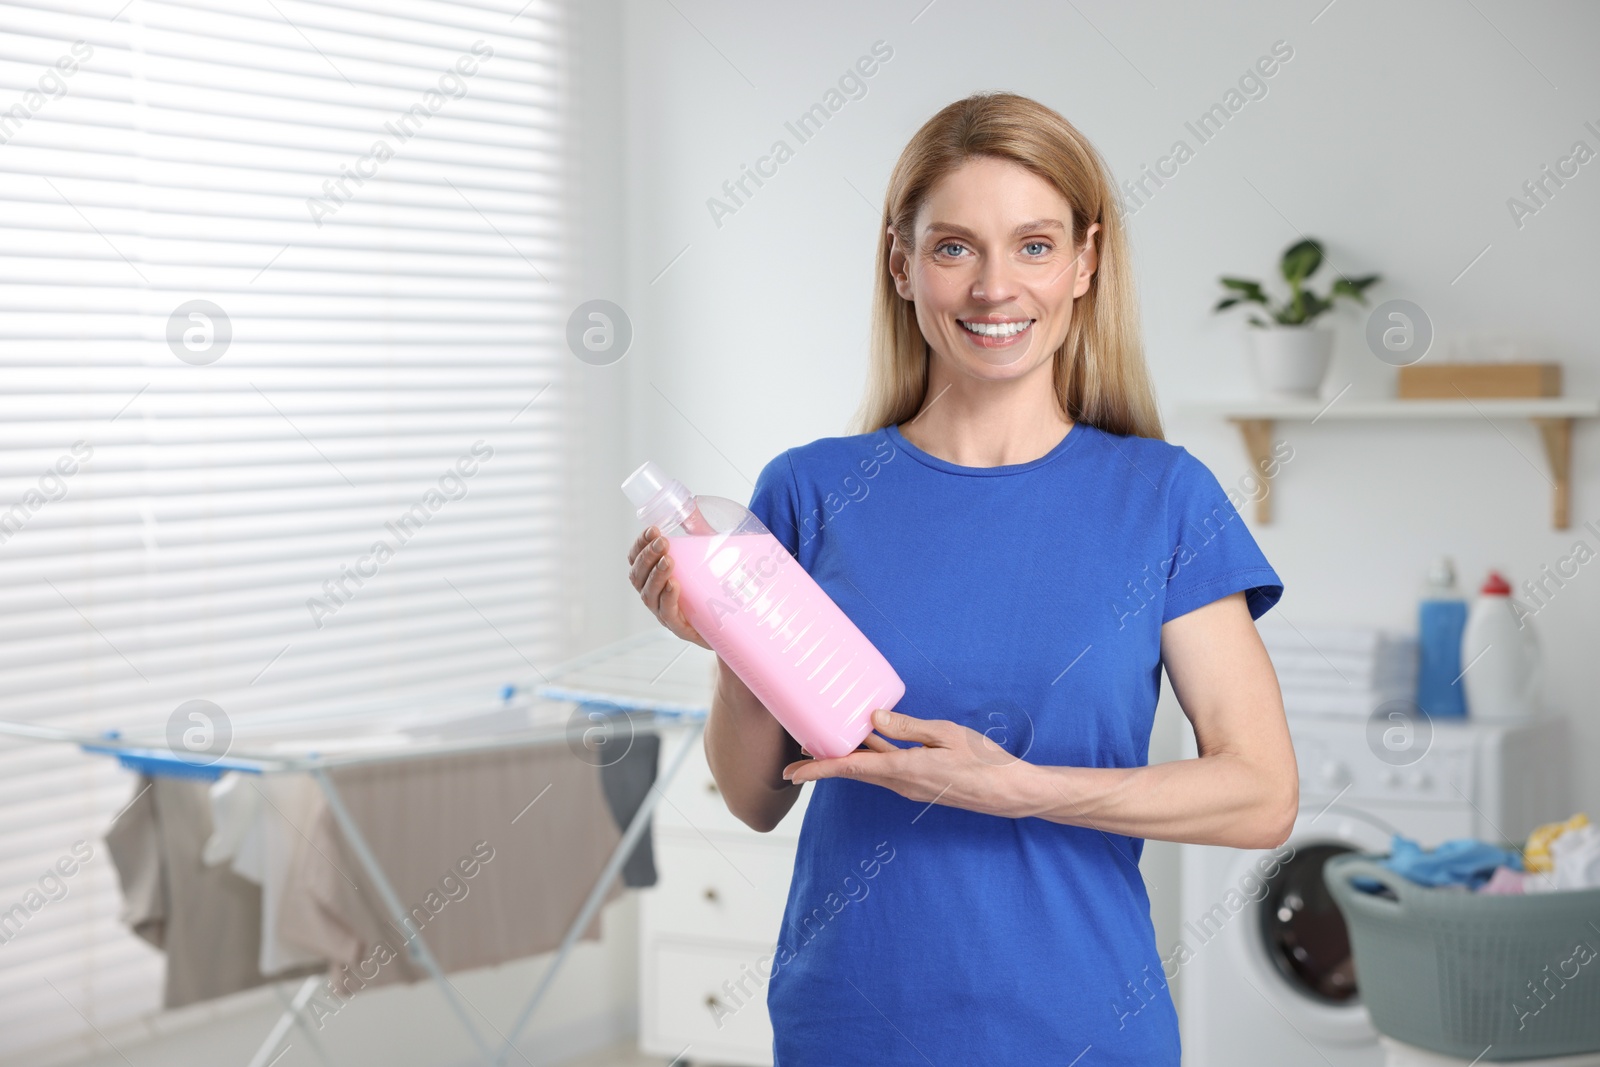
<box><xmin>1460</xmin><ymin>569</ymin><xmax>1541</xmax><ymax>721</ymax></box>
<box><xmin>622</xmin><ymin>461</ymin><xmax>904</xmax><ymax>758</ymax></box>
<box><xmin>1415</xmin><ymin>556</ymin><xmax>1468</xmax><ymax>719</ymax></box>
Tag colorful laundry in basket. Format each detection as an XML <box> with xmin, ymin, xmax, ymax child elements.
<box><xmin>1524</xmin><ymin>812</ymin><xmax>1589</xmax><ymax>873</ymax></box>
<box><xmin>1474</xmin><ymin>813</ymin><xmax>1599</xmax><ymax>894</ymax></box>
<box><xmin>1545</xmin><ymin>821</ymin><xmax>1600</xmax><ymax>890</ymax></box>
<box><xmin>1477</xmin><ymin>865</ymin><xmax>1539</xmax><ymax>895</ymax></box>
<box><xmin>1351</xmin><ymin>833</ymin><xmax>1522</xmax><ymax>894</ymax></box>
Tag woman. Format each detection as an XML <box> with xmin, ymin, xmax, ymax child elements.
<box><xmin>626</xmin><ymin>91</ymin><xmax>1296</xmax><ymax>1065</ymax></box>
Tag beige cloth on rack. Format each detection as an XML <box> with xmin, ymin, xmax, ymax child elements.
<box><xmin>103</xmin><ymin>775</ymin><xmax>320</xmax><ymax>1008</ymax></box>
<box><xmin>275</xmin><ymin>744</ymin><xmax>625</xmax><ymax>990</ymax></box>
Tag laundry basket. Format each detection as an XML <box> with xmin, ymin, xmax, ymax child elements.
<box><xmin>1324</xmin><ymin>853</ymin><xmax>1600</xmax><ymax>1061</ymax></box>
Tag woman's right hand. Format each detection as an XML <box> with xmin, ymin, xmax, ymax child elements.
<box><xmin>627</xmin><ymin>526</ymin><xmax>712</xmax><ymax>650</ymax></box>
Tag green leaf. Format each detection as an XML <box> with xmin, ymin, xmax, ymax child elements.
<box><xmin>1248</xmin><ymin>315</ymin><xmax>1269</xmax><ymax>328</ymax></box>
<box><xmin>1214</xmin><ymin>296</ymin><xmax>1242</xmax><ymax>311</ymax></box>
<box><xmin>1218</xmin><ymin>278</ymin><xmax>1269</xmax><ymax>308</ymax></box>
<box><xmin>1280</xmin><ymin>239</ymin><xmax>1324</xmax><ymax>285</ymax></box>
<box><xmin>1332</xmin><ymin>274</ymin><xmax>1381</xmax><ymax>303</ymax></box>
<box><xmin>1330</xmin><ymin>280</ymin><xmax>1364</xmax><ymax>303</ymax></box>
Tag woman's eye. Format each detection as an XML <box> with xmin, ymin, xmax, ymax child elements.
<box><xmin>1023</xmin><ymin>241</ymin><xmax>1052</xmax><ymax>256</ymax></box>
<box><xmin>934</xmin><ymin>242</ymin><xmax>967</xmax><ymax>257</ymax></box>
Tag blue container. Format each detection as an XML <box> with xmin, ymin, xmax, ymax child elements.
<box><xmin>1415</xmin><ymin>558</ymin><xmax>1467</xmax><ymax>719</ymax></box>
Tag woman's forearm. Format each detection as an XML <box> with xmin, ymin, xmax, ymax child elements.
<box><xmin>703</xmin><ymin>657</ymin><xmax>806</xmax><ymax>833</ymax></box>
<box><xmin>1005</xmin><ymin>750</ymin><xmax>1298</xmax><ymax>850</ymax></box>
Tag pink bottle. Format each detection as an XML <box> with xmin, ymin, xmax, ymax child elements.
<box><xmin>622</xmin><ymin>461</ymin><xmax>905</xmax><ymax>759</ymax></box>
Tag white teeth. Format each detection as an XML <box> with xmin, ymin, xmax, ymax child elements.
<box><xmin>960</xmin><ymin>319</ymin><xmax>1031</xmax><ymax>338</ymax></box>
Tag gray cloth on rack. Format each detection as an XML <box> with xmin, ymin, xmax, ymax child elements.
<box><xmin>103</xmin><ymin>774</ymin><xmax>319</xmax><ymax>1008</ymax></box>
<box><xmin>596</xmin><ymin>711</ymin><xmax>661</xmax><ymax>888</ymax></box>
<box><xmin>103</xmin><ymin>776</ymin><xmax>165</xmax><ymax>949</ymax></box>
<box><xmin>275</xmin><ymin>744</ymin><xmax>627</xmax><ymax>991</ymax></box>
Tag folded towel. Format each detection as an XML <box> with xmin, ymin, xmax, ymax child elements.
<box><xmin>1261</xmin><ymin>626</ymin><xmax>1418</xmax><ymax>721</ymax></box>
<box><xmin>1275</xmin><ymin>670</ymin><xmax>1418</xmax><ymax>694</ymax></box>
<box><xmin>1267</xmin><ymin>645</ymin><xmax>1418</xmax><ymax>683</ymax></box>
<box><xmin>1279</xmin><ymin>685</ymin><xmax>1416</xmax><ymax>718</ymax></box>
<box><xmin>1258</xmin><ymin>623</ymin><xmax>1413</xmax><ymax>657</ymax></box>
<box><xmin>1276</xmin><ymin>668</ymin><xmax>1416</xmax><ymax>693</ymax></box>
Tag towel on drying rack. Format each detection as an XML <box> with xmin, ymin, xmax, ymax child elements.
<box><xmin>102</xmin><ymin>775</ymin><xmax>322</xmax><ymax>1008</ymax></box>
<box><xmin>274</xmin><ymin>744</ymin><xmax>629</xmax><ymax>992</ymax></box>
<box><xmin>596</xmin><ymin>709</ymin><xmax>662</xmax><ymax>889</ymax></box>
<box><xmin>227</xmin><ymin>772</ymin><xmax>329</xmax><ymax>977</ymax></box>
<box><xmin>104</xmin><ymin>719</ymin><xmax>670</xmax><ymax>1005</ymax></box>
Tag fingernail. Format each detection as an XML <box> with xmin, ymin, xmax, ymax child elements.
<box><xmin>782</xmin><ymin>770</ymin><xmax>793</xmax><ymax>781</ymax></box>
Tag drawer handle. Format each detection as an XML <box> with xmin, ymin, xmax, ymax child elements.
<box><xmin>705</xmin><ymin>993</ymin><xmax>722</xmax><ymax>1010</ymax></box>
<box><xmin>703</xmin><ymin>887</ymin><xmax>719</xmax><ymax>902</ymax></box>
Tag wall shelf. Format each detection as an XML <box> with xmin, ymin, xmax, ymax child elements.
<box><xmin>1181</xmin><ymin>397</ymin><xmax>1600</xmax><ymax>529</ymax></box>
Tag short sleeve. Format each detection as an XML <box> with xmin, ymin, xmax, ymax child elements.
<box><xmin>746</xmin><ymin>450</ymin><xmax>801</xmax><ymax>557</ymax></box>
<box><xmin>1161</xmin><ymin>448</ymin><xmax>1284</xmax><ymax>624</ymax></box>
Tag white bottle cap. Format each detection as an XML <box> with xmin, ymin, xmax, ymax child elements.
<box><xmin>621</xmin><ymin>460</ymin><xmax>693</xmax><ymax>530</ymax></box>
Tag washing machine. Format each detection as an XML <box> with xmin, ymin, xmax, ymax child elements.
<box><xmin>1178</xmin><ymin>713</ymin><xmax>1570</xmax><ymax>1067</ymax></box>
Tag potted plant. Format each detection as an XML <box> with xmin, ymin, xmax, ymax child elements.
<box><xmin>1213</xmin><ymin>239</ymin><xmax>1380</xmax><ymax>399</ymax></box>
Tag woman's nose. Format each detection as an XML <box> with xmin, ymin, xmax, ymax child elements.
<box><xmin>971</xmin><ymin>257</ymin><xmax>1020</xmax><ymax>303</ymax></box>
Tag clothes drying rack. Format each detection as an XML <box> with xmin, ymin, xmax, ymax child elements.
<box><xmin>0</xmin><ymin>629</ymin><xmax>716</xmax><ymax>1067</ymax></box>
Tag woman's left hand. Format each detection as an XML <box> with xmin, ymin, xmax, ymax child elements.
<box><xmin>781</xmin><ymin>708</ymin><xmax>1035</xmax><ymax>819</ymax></box>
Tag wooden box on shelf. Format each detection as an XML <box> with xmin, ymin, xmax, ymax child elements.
<box><xmin>1397</xmin><ymin>362</ymin><xmax>1561</xmax><ymax>399</ymax></box>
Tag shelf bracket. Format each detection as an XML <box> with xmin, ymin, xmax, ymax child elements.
<box><xmin>1196</xmin><ymin>399</ymin><xmax>1595</xmax><ymax>531</ymax></box>
<box><xmin>1533</xmin><ymin>417</ymin><xmax>1573</xmax><ymax>529</ymax></box>
<box><xmin>1228</xmin><ymin>417</ymin><xmax>1276</xmax><ymax>524</ymax></box>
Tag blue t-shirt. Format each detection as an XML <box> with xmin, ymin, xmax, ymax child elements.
<box><xmin>744</xmin><ymin>419</ymin><xmax>1283</xmax><ymax>1066</ymax></box>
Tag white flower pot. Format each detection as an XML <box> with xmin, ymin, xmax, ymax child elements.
<box><xmin>1246</xmin><ymin>325</ymin><xmax>1334</xmax><ymax>399</ymax></box>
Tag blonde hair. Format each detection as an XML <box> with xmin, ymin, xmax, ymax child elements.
<box><xmin>849</xmin><ymin>92</ymin><xmax>1165</xmax><ymax>441</ymax></box>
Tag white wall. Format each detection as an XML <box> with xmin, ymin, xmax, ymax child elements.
<box><xmin>615</xmin><ymin>0</ymin><xmax>1600</xmax><ymax>1011</ymax></box>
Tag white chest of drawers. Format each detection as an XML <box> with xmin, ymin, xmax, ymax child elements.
<box><xmin>638</xmin><ymin>726</ymin><xmax>810</xmax><ymax>1066</ymax></box>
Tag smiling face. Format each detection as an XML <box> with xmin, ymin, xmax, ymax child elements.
<box><xmin>889</xmin><ymin>155</ymin><xmax>1099</xmax><ymax>383</ymax></box>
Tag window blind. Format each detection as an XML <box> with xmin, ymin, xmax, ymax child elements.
<box><xmin>0</xmin><ymin>0</ymin><xmax>567</xmax><ymax>1060</ymax></box>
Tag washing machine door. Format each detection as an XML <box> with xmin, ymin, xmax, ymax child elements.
<box><xmin>1224</xmin><ymin>803</ymin><xmax>1396</xmax><ymax>1044</ymax></box>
